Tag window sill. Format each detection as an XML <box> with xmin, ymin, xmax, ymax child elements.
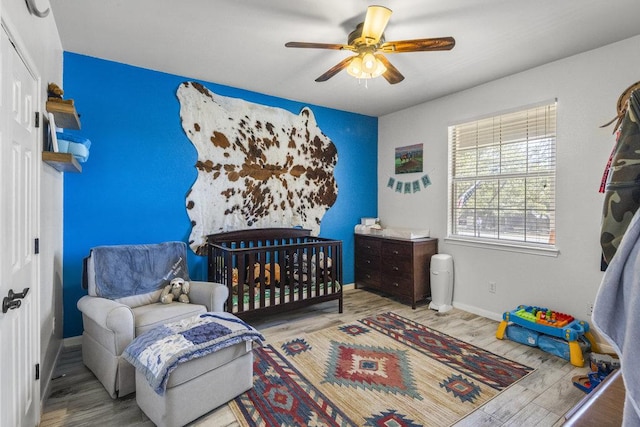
<box><xmin>444</xmin><ymin>236</ymin><xmax>559</xmax><ymax>257</ymax></box>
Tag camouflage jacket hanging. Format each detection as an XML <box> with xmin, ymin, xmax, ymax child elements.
<box><xmin>601</xmin><ymin>90</ymin><xmax>640</xmax><ymax>264</ymax></box>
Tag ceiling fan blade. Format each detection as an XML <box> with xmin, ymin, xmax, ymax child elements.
<box><xmin>315</xmin><ymin>56</ymin><xmax>354</xmax><ymax>82</ymax></box>
<box><xmin>375</xmin><ymin>55</ymin><xmax>404</xmax><ymax>84</ymax></box>
<box><xmin>379</xmin><ymin>37</ymin><xmax>456</xmax><ymax>53</ymax></box>
<box><xmin>285</xmin><ymin>41</ymin><xmax>353</xmax><ymax>51</ymax></box>
<box><xmin>361</xmin><ymin>5</ymin><xmax>392</xmax><ymax>44</ymax></box>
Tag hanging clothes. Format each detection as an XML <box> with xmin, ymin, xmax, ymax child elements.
<box><xmin>593</xmin><ymin>206</ymin><xmax>640</xmax><ymax>427</ymax></box>
<box><xmin>595</xmin><ymin>88</ymin><xmax>640</xmax><ymax>426</ymax></box>
<box><xmin>600</xmin><ymin>89</ymin><xmax>640</xmax><ymax>264</ymax></box>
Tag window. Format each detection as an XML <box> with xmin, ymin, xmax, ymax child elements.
<box><xmin>448</xmin><ymin>102</ymin><xmax>556</xmax><ymax>247</ymax></box>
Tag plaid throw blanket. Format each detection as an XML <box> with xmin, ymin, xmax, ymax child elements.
<box><xmin>123</xmin><ymin>312</ymin><xmax>264</xmax><ymax>395</ymax></box>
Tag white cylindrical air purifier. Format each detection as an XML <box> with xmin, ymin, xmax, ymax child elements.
<box><xmin>429</xmin><ymin>254</ymin><xmax>453</xmax><ymax>313</ymax></box>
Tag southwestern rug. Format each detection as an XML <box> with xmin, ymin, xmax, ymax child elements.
<box><xmin>229</xmin><ymin>312</ymin><xmax>534</xmax><ymax>426</ymax></box>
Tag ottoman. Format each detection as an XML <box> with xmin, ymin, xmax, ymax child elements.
<box><xmin>124</xmin><ymin>312</ymin><xmax>263</xmax><ymax>427</ymax></box>
<box><xmin>135</xmin><ymin>341</ymin><xmax>253</xmax><ymax>427</ymax></box>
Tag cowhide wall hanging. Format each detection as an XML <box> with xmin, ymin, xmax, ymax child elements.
<box><xmin>177</xmin><ymin>82</ymin><xmax>338</xmax><ymax>254</ymax></box>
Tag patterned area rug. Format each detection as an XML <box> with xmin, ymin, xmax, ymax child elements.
<box><xmin>229</xmin><ymin>312</ymin><xmax>534</xmax><ymax>426</ymax></box>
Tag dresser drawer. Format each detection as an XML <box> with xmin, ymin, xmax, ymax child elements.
<box><xmin>381</xmin><ymin>258</ymin><xmax>413</xmax><ymax>276</ymax></box>
<box><xmin>382</xmin><ymin>241</ymin><xmax>413</xmax><ymax>259</ymax></box>
<box><xmin>355</xmin><ymin>265</ymin><xmax>381</xmax><ymax>289</ymax></box>
<box><xmin>355</xmin><ymin>236</ymin><xmax>382</xmax><ymax>257</ymax></box>
<box><xmin>381</xmin><ymin>274</ymin><xmax>413</xmax><ymax>296</ymax></box>
<box><xmin>355</xmin><ymin>249</ymin><xmax>381</xmax><ymax>268</ymax></box>
<box><xmin>355</xmin><ymin>252</ymin><xmax>380</xmax><ymax>281</ymax></box>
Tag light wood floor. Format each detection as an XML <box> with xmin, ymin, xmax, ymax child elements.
<box><xmin>40</xmin><ymin>288</ymin><xmax>589</xmax><ymax>427</ymax></box>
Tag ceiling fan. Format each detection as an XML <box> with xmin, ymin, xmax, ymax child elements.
<box><xmin>285</xmin><ymin>5</ymin><xmax>455</xmax><ymax>84</ymax></box>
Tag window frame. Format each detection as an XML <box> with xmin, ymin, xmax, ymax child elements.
<box><xmin>446</xmin><ymin>101</ymin><xmax>558</xmax><ymax>256</ymax></box>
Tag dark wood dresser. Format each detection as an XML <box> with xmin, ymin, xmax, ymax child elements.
<box><xmin>354</xmin><ymin>233</ymin><xmax>438</xmax><ymax>308</ymax></box>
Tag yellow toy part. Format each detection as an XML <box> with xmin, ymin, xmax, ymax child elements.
<box><xmin>568</xmin><ymin>340</ymin><xmax>585</xmax><ymax>367</ymax></box>
<box><xmin>584</xmin><ymin>331</ymin><xmax>600</xmax><ymax>353</ymax></box>
<box><xmin>496</xmin><ymin>320</ymin><xmax>508</xmax><ymax>340</ymax></box>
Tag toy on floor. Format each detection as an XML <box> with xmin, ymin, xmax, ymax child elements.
<box><xmin>496</xmin><ymin>305</ymin><xmax>599</xmax><ymax>367</ymax></box>
<box><xmin>572</xmin><ymin>352</ymin><xmax>620</xmax><ymax>393</ymax></box>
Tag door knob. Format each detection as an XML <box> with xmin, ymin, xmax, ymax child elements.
<box><xmin>9</xmin><ymin>288</ymin><xmax>29</xmax><ymax>300</ymax></box>
<box><xmin>2</xmin><ymin>299</ymin><xmax>21</xmax><ymax>313</ymax></box>
<box><xmin>2</xmin><ymin>288</ymin><xmax>29</xmax><ymax>314</ymax></box>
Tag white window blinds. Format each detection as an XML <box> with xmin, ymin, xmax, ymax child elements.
<box><xmin>448</xmin><ymin>102</ymin><xmax>557</xmax><ymax>245</ymax></box>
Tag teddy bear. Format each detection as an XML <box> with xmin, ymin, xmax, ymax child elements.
<box><xmin>252</xmin><ymin>263</ymin><xmax>281</xmax><ymax>287</ymax></box>
<box><xmin>160</xmin><ymin>277</ymin><xmax>190</xmax><ymax>304</ymax></box>
<box><xmin>47</xmin><ymin>82</ymin><xmax>64</xmax><ymax>99</ymax></box>
<box><xmin>231</xmin><ymin>267</ymin><xmax>253</xmax><ymax>295</ymax></box>
<box><xmin>47</xmin><ymin>82</ymin><xmax>74</xmax><ymax>105</ymax></box>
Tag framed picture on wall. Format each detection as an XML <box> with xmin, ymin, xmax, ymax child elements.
<box><xmin>395</xmin><ymin>143</ymin><xmax>423</xmax><ymax>174</ymax></box>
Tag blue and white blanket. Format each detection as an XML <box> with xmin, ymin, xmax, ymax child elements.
<box><xmin>123</xmin><ymin>312</ymin><xmax>264</xmax><ymax>395</ymax></box>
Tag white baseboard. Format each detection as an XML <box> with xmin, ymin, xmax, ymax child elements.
<box><xmin>39</xmin><ymin>339</ymin><xmax>64</xmax><ymax>417</ymax></box>
<box><xmin>596</xmin><ymin>342</ymin><xmax>616</xmax><ymax>354</ymax></box>
<box><xmin>453</xmin><ymin>301</ymin><xmax>503</xmax><ymax>322</ymax></box>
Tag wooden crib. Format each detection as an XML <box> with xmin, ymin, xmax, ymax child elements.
<box><xmin>206</xmin><ymin>228</ymin><xmax>343</xmax><ymax>319</ymax></box>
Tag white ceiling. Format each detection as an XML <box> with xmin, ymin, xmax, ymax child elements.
<box><xmin>49</xmin><ymin>0</ymin><xmax>640</xmax><ymax>117</ymax></box>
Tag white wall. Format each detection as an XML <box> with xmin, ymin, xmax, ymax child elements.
<box><xmin>1</xmin><ymin>0</ymin><xmax>64</xmax><ymax>403</ymax></box>
<box><xmin>379</xmin><ymin>35</ymin><xmax>640</xmax><ymax>325</ymax></box>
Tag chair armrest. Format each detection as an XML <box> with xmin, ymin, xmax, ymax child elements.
<box><xmin>77</xmin><ymin>295</ymin><xmax>135</xmax><ymax>341</ymax></box>
<box><xmin>188</xmin><ymin>281</ymin><xmax>229</xmax><ymax>312</ymax></box>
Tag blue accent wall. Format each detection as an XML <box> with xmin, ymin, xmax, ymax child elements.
<box><xmin>61</xmin><ymin>53</ymin><xmax>378</xmax><ymax>338</ymax></box>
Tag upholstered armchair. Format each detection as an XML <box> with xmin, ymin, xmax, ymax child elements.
<box><xmin>77</xmin><ymin>242</ymin><xmax>228</xmax><ymax>399</ymax></box>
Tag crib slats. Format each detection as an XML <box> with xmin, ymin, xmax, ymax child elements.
<box><xmin>206</xmin><ymin>228</ymin><xmax>343</xmax><ymax>319</ymax></box>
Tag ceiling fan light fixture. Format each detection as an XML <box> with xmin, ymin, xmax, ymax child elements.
<box><xmin>347</xmin><ymin>56</ymin><xmax>364</xmax><ymax>78</ymax></box>
<box><xmin>371</xmin><ymin>58</ymin><xmax>387</xmax><ymax>78</ymax></box>
<box><xmin>347</xmin><ymin>55</ymin><xmax>386</xmax><ymax>80</ymax></box>
<box><xmin>362</xmin><ymin>5</ymin><xmax>392</xmax><ymax>44</ymax></box>
<box><xmin>286</xmin><ymin>5</ymin><xmax>454</xmax><ymax>85</ymax></box>
<box><xmin>362</xmin><ymin>52</ymin><xmax>377</xmax><ymax>73</ymax></box>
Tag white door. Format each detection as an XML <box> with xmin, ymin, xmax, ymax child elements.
<box><xmin>0</xmin><ymin>25</ymin><xmax>40</xmax><ymax>427</ymax></box>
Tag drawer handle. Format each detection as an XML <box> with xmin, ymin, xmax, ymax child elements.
<box><xmin>392</xmin><ymin>282</ymin><xmax>399</xmax><ymax>287</ymax></box>
<box><xmin>366</xmin><ymin>260</ymin><xmax>371</xmax><ymax>264</ymax></box>
<box><xmin>392</xmin><ymin>250</ymin><xmax>399</xmax><ymax>255</ymax></box>
<box><xmin>392</xmin><ymin>266</ymin><xmax>399</xmax><ymax>271</ymax></box>
<box><xmin>365</xmin><ymin>245</ymin><xmax>371</xmax><ymax>249</ymax></box>
<box><xmin>366</xmin><ymin>274</ymin><xmax>371</xmax><ymax>279</ymax></box>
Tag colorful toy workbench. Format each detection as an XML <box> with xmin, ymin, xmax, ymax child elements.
<box><xmin>496</xmin><ymin>305</ymin><xmax>599</xmax><ymax>367</ymax></box>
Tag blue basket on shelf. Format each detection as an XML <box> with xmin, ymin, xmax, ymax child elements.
<box><xmin>56</xmin><ymin>131</ymin><xmax>91</xmax><ymax>162</ymax></box>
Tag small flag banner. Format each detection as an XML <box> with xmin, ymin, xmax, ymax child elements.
<box><xmin>387</xmin><ymin>174</ymin><xmax>431</xmax><ymax>194</ymax></box>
